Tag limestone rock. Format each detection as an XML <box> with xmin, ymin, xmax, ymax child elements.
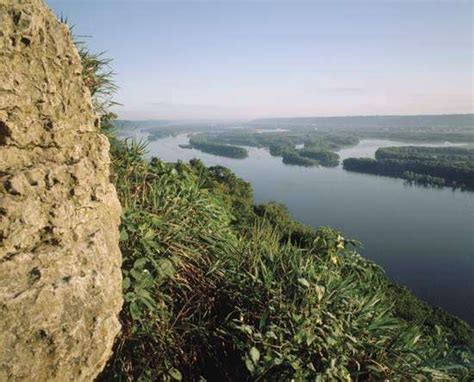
<box><xmin>0</xmin><ymin>0</ymin><xmax>123</xmax><ymax>380</ymax></box>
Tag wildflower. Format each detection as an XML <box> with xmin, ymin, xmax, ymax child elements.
<box><xmin>336</xmin><ymin>234</ymin><xmax>345</xmax><ymax>250</ymax></box>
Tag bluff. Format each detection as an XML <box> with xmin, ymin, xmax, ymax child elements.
<box><xmin>0</xmin><ymin>0</ymin><xmax>122</xmax><ymax>380</ymax></box>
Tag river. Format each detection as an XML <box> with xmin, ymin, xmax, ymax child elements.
<box><xmin>139</xmin><ymin>133</ymin><xmax>473</xmax><ymax>325</ymax></box>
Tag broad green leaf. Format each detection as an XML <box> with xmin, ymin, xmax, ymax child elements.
<box><xmin>249</xmin><ymin>347</ymin><xmax>260</xmax><ymax>363</ymax></box>
<box><xmin>298</xmin><ymin>278</ymin><xmax>310</xmax><ymax>288</ymax></box>
<box><xmin>245</xmin><ymin>358</ymin><xmax>255</xmax><ymax>373</ymax></box>
<box><xmin>122</xmin><ymin>277</ymin><xmax>131</xmax><ymax>290</ymax></box>
<box><xmin>129</xmin><ymin>301</ymin><xmax>141</xmax><ymax>320</ymax></box>
<box><xmin>119</xmin><ymin>228</ymin><xmax>129</xmax><ymax>242</ymax></box>
<box><xmin>169</xmin><ymin>368</ymin><xmax>182</xmax><ymax>381</ymax></box>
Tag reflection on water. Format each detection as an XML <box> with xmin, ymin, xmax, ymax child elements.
<box><xmin>134</xmin><ymin>132</ymin><xmax>473</xmax><ymax>324</ymax></box>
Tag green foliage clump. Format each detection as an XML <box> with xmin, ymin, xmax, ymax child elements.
<box><xmin>100</xmin><ymin>141</ymin><xmax>239</xmax><ymax>381</ymax></box>
<box><xmin>281</xmin><ymin>151</ymin><xmax>317</xmax><ymax>167</ymax></box>
<box><xmin>298</xmin><ymin>148</ymin><xmax>340</xmax><ymax>167</ymax></box>
<box><xmin>402</xmin><ymin>171</ymin><xmax>446</xmax><ymax>187</ymax></box>
<box><xmin>188</xmin><ymin>135</ymin><xmax>248</xmax><ymax>158</ymax></box>
<box><xmin>188</xmin><ymin>159</ymin><xmax>254</xmax><ymax>224</ymax></box>
<box><xmin>269</xmin><ymin>143</ymin><xmax>295</xmax><ymax>157</ymax></box>
<box><xmin>376</xmin><ymin>146</ymin><xmax>474</xmax><ymax>162</ymax></box>
<box><xmin>386</xmin><ymin>284</ymin><xmax>474</xmax><ymax>348</ymax></box>
<box><xmin>343</xmin><ymin>146</ymin><xmax>474</xmax><ymax>189</ymax></box>
<box><xmin>75</xmin><ymin>40</ymin><xmax>118</xmax><ymax>127</ymax></box>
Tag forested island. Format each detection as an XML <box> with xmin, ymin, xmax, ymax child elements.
<box><xmin>297</xmin><ymin>148</ymin><xmax>340</xmax><ymax>166</ymax></box>
<box><xmin>281</xmin><ymin>150</ymin><xmax>318</xmax><ymax>166</ymax></box>
<box><xmin>183</xmin><ymin>130</ymin><xmax>358</xmax><ymax>167</ymax></box>
<box><xmin>277</xmin><ymin>147</ymin><xmax>340</xmax><ymax>167</ymax></box>
<box><xmin>343</xmin><ymin>146</ymin><xmax>474</xmax><ymax>189</ymax></box>
<box><xmin>183</xmin><ymin>135</ymin><xmax>249</xmax><ymax>158</ymax></box>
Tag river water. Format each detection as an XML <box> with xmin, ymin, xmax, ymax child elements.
<box><xmin>140</xmin><ymin>133</ymin><xmax>473</xmax><ymax>324</ymax></box>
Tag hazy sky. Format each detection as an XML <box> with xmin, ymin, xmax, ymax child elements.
<box><xmin>47</xmin><ymin>0</ymin><xmax>473</xmax><ymax>120</ymax></box>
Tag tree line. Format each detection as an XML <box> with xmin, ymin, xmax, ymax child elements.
<box><xmin>343</xmin><ymin>146</ymin><xmax>474</xmax><ymax>189</ymax></box>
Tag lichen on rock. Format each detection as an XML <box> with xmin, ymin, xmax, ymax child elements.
<box><xmin>0</xmin><ymin>0</ymin><xmax>122</xmax><ymax>380</ymax></box>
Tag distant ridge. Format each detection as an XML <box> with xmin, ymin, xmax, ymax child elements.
<box><xmin>250</xmin><ymin>114</ymin><xmax>474</xmax><ymax>129</ymax></box>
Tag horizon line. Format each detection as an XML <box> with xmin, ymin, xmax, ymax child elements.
<box><xmin>116</xmin><ymin>112</ymin><xmax>474</xmax><ymax>123</ymax></box>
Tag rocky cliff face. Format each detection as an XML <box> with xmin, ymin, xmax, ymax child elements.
<box><xmin>0</xmin><ymin>0</ymin><xmax>122</xmax><ymax>380</ymax></box>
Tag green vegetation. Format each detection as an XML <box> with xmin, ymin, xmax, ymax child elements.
<box><xmin>278</xmin><ymin>148</ymin><xmax>340</xmax><ymax>167</ymax></box>
<box><xmin>100</xmin><ymin>140</ymin><xmax>473</xmax><ymax>381</ymax></box>
<box><xmin>195</xmin><ymin>130</ymin><xmax>358</xmax><ymax>152</ymax></box>
<box><xmin>402</xmin><ymin>171</ymin><xmax>446</xmax><ymax>187</ymax></box>
<box><xmin>376</xmin><ymin>146</ymin><xmax>474</xmax><ymax>162</ymax></box>
<box><xmin>81</xmin><ymin>41</ymin><xmax>473</xmax><ymax>382</ymax></box>
<box><xmin>343</xmin><ymin>146</ymin><xmax>474</xmax><ymax>189</ymax></box>
<box><xmin>269</xmin><ymin>143</ymin><xmax>295</xmax><ymax>156</ymax></box>
<box><xmin>304</xmin><ymin>134</ymin><xmax>359</xmax><ymax>151</ymax></box>
<box><xmin>281</xmin><ymin>151</ymin><xmax>317</xmax><ymax>166</ymax></box>
<box><xmin>274</xmin><ymin>147</ymin><xmax>340</xmax><ymax>167</ymax></box>
<box><xmin>188</xmin><ymin>130</ymin><xmax>356</xmax><ymax>167</ymax></box>
<box><xmin>386</xmin><ymin>284</ymin><xmax>474</xmax><ymax>348</ymax></box>
<box><xmin>299</xmin><ymin>148</ymin><xmax>339</xmax><ymax>167</ymax></box>
<box><xmin>186</xmin><ymin>135</ymin><xmax>249</xmax><ymax>158</ymax></box>
<box><xmin>194</xmin><ymin>130</ymin><xmax>302</xmax><ymax>148</ymax></box>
